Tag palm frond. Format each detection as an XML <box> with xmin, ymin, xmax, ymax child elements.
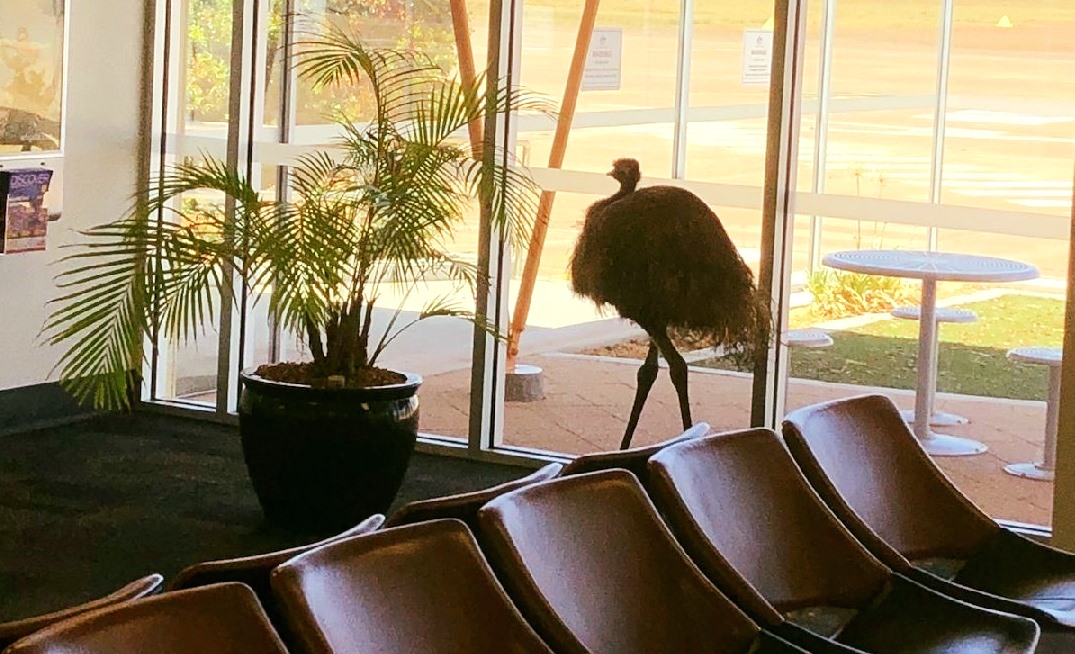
<box><xmin>47</xmin><ymin>27</ymin><xmax>555</xmax><ymax>400</ymax></box>
<box><xmin>43</xmin><ymin>216</ymin><xmax>155</xmax><ymax>409</ymax></box>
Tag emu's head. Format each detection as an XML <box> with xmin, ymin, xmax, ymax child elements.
<box><xmin>608</xmin><ymin>158</ymin><xmax>641</xmax><ymax>192</ymax></box>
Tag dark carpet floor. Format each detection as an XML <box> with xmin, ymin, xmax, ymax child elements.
<box><xmin>0</xmin><ymin>412</ymin><xmax>529</xmax><ymax>621</ymax></box>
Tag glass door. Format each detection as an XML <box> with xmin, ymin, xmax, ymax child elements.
<box><xmin>496</xmin><ymin>0</ymin><xmax>775</xmax><ymax>455</ymax></box>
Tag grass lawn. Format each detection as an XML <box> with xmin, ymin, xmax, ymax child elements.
<box><xmin>697</xmin><ymin>293</ymin><xmax>1065</xmax><ymax>401</ymax></box>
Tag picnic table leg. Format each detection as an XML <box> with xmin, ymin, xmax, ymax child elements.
<box><xmin>913</xmin><ymin>279</ymin><xmax>938</xmax><ymax>441</ymax></box>
<box><xmin>913</xmin><ymin>278</ymin><xmax>987</xmax><ymax>456</ymax></box>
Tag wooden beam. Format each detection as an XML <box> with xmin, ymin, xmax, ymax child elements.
<box><xmin>449</xmin><ymin>0</ymin><xmax>483</xmax><ymax>153</ymax></box>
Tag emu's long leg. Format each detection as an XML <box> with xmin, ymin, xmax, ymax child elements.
<box><xmin>621</xmin><ymin>341</ymin><xmax>660</xmax><ymax>450</ymax></box>
<box><xmin>649</xmin><ymin>327</ymin><xmax>692</xmax><ymax>431</ymax></box>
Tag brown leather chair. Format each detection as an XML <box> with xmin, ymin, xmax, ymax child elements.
<box><xmin>4</xmin><ymin>582</ymin><xmax>287</xmax><ymax>653</ymax></box>
<box><xmin>166</xmin><ymin>513</ymin><xmax>383</xmax><ymax>649</ymax></box>
<box><xmin>270</xmin><ymin>519</ymin><xmax>552</xmax><ymax>653</ymax></box>
<box><xmin>784</xmin><ymin>393</ymin><xmax>1075</xmax><ymax>642</ymax></box>
<box><xmin>647</xmin><ymin>428</ymin><xmax>1040</xmax><ymax>654</ymax></box>
<box><xmin>559</xmin><ymin>421</ymin><xmax>710</xmax><ymax>489</ymax></box>
<box><xmin>477</xmin><ymin>469</ymin><xmax>809</xmax><ymax>654</ymax></box>
<box><xmin>0</xmin><ymin>574</ymin><xmax>163</xmax><ymax>650</ymax></box>
<box><xmin>383</xmin><ymin>462</ymin><xmax>562</xmax><ymax>531</ymax></box>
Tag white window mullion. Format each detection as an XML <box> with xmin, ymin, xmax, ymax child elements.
<box><xmin>217</xmin><ymin>0</ymin><xmax>263</xmax><ymax>416</ymax></box>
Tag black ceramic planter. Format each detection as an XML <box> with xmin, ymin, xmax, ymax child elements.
<box><xmin>238</xmin><ymin>369</ymin><xmax>421</xmax><ymax>534</ymax></box>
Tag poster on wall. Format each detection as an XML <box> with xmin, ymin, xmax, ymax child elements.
<box><xmin>0</xmin><ymin>168</ymin><xmax>53</xmax><ymax>253</ymax></box>
<box><xmin>0</xmin><ymin>0</ymin><xmax>65</xmax><ymax>153</ymax></box>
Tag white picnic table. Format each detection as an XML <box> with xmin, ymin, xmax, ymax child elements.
<box><xmin>822</xmin><ymin>250</ymin><xmax>1038</xmax><ymax>456</ymax></box>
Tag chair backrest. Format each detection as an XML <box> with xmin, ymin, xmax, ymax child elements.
<box><xmin>5</xmin><ymin>583</ymin><xmax>286</xmax><ymax>654</ymax></box>
<box><xmin>166</xmin><ymin>513</ymin><xmax>383</xmax><ymax>649</ymax></box>
<box><xmin>477</xmin><ymin>469</ymin><xmax>760</xmax><ymax>654</ymax></box>
<box><xmin>559</xmin><ymin>422</ymin><xmax>710</xmax><ymax>488</ymax></box>
<box><xmin>0</xmin><ymin>574</ymin><xmax>164</xmax><ymax>649</ymax></box>
<box><xmin>383</xmin><ymin>463</ymin><xmax>563</xmax><ymax>531</ymax></box>
<box><xmin>648</xmin><ymin>429</ymin><xmax>890</xmax><ymax>615</ymax></box>
<box><xmin>271</xmin><ymin>519</ymin><xmax>551</xmax><ymax>654</ymax></box>
<box><xmin>782</xmin><ymin>394</ymin><xmax>999</xmax><ymax>564</ymax></box>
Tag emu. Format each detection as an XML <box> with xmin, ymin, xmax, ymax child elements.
<box><xmin>570</xmin><ymin>158</ymin><xmax>767</xmax><ymax>449</ymax></box>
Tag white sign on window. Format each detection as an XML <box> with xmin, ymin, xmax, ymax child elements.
<box><xmin>582</xmin><ymin>28</ymin><xmax>622</xmax><ymax>91</ymax></box>
<box><xmin>741</xmin><ymin>29</ymin><xmax>774</xmax><ymax>85</ymax></box>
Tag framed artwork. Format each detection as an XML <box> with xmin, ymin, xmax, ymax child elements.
<box><xmin>0</xmin><ymin>0</ymin><xmax>65</xmax><ymax>153</ymax></box>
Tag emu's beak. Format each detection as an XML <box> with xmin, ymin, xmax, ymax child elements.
<box><xmin>606</xmin><ymin>169</ymin><xmax>615</xmax><ymax>176</ymax></box>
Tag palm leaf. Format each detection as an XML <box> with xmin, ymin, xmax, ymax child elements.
<box><xmin>46</xmin><ymin>25</ymin><xmax>553</xmax><ymax>404</ymax></box>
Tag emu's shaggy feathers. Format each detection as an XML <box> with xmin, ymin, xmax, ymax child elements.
<box><xmin>570</xmin><ymin>162</ymin><xmax>765</xmax><ymax>350</ymax></box>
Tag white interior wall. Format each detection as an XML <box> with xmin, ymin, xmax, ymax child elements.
<box><xmin>0</xmin><ymin>1</ymin><xmax>146</xmax><ymax>391</ymax></box>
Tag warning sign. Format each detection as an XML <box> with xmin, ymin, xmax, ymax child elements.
<box><xmin>741</xmin><ymin>29</ymin><xmax>774</xmax><ymax>85</ymax></box>
<box><xmin>582</xmin><ymin>28</ymin><xmax>623</xmax><ymax>91</ymax></box>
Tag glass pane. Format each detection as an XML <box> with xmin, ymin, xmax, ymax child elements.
<box><xmin>941</xmin><ymin>3</ymin><xmax>1074</xmax><ymax>218</ymax></box>
<box><xmin>822</xmin><ymin>0</ymin><xmax>941</xmax><ymax>205</ymax></box>
<box><xmin>152</xmin><ymin>0</ymin><xmax>235</xmax><ymax>406</ymax></box>
<box><xmin>263</xmin><ymin>0</ymin><xmax>287</xmax><ymax>128</ymax></box>
<box><xmin>684</xmin><ymin>0</ymin><xmax>773</xmax><ymax>184</ymax></box>
<box><xmin>927</xmin><ymin>0</ymin><xmax>1074</xmax><ymax>526</ymax></box>
<box><xmin>155</xmin><ymin>185</ymin><xmax>226</xmax><ymax>406</ymax></box>
<box><xmin>792</xmin><ymin>0</ymin><xmax>1071</xmax><ymax>528</ymax></box>
<box><xmin>248</xmin><ymin>0</ymin><xmax>491</xmax><ymax>440</ymax></box>
<box><xmin>519</xmin><ymin>0</ymin><xmax>680</xmax><ymax>176</ymax></box>
<box><xmin>0</xmin><ymin>0</ymin><xmax>65</xmax><ymax>153</ymax></box>
<box><xmin>293</xmin><ymin>0</ymin><xmax>475</xmax><ymax>129</ymax></box>
<box><xmin>185</xmin><ymin>0</ymin><xmax>232</xmax><ymax>131</ymax></box>
<box><xmin>503</xmin><ymin>1</ymin><xmax>782</xmax><ymax>455</ymax></box>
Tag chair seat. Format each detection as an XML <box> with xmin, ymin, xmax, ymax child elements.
<box><xmin>1007</xmin><ymin>346</ymin><xmax>1062</xmax><ymax>367</ymax></box>
<box><xmin>836</xmin><ymin>575</ymin><xmax>1038</xmax><ymax>654</ymax></box>
<box><xmin>271</xmin><ymin>520</ymin><xmax>552</xmax><ymax>654</ymax></box>
<box><xmin>781</xmin><ymin>394</ymin><xmax>1075</xmax><ymax>642</ymax></box>
<box><xmin>646</xmin><ymin>428</ymin><xmax>1038</xmax><ymax>654</ymax></box>
<box><xmin>784</xmin><ymin>606</ymin><xmax>858</xmax><ymax>638</ymax></box>
<box><xmin>783</xmin><ymin>329</ymin><xmax>834</xmax><ymax>348</ymax></box>
<box><xmin>954</xmin><ymin>530</ymin><xmax>1075</xmax><ymax>628</ymax></box>
<box><xmin>891</xmin><ymin>306</ymin><xmax>978</xmax><ymax>323</ymax></box>
<box><xmin>911</xmin><ymin>557</ymin><xmax>966</xmax><ymax>581</ymax></box>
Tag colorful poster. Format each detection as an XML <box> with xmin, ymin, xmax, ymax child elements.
<box><xmin>0</xmin><ymin>0</ymin><xmax>65</xmax><ymax>153</ymax></box>
<box><xmin>0</xmin><ymin>167</ymin><xmax>53</xmax><ymax>253</ymax></box>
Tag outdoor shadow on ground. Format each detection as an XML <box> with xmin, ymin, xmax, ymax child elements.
<box><xmin>696</xmin><ymin>333</ymin><xmax>1053</xmax><ymax>402</ymax></box>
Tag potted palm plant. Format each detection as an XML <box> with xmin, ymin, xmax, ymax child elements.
<box><xmin>43</xmin><ymin>28</ymin><xmax>549</xmax><ymax>533</ymax></box>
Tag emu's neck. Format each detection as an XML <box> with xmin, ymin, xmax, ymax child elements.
<box><xmin>612</xmin><ymin>177</ymin><xmax>638</xmax><ymax>199</ymax></box>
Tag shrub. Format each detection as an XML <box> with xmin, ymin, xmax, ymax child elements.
<box><xmin>805</xmin><ymin>268</ymin><xmax>916</xmax><ymax>319</ymax></box>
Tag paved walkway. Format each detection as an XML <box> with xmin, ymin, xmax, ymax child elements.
<box><xmin>421</xmin><ymin>353</ymin><xmax>1055</xmax><ymax>526</ymax></box>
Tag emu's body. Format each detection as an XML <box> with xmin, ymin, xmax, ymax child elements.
<box><xmin>570</xmin><ymin>158</ymin><xmax>764</xmax><ymax>448</ymax></box>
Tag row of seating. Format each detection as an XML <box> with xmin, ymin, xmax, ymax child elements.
<box><xmin>4</xmin><ymin>394</ymin><xmax>1075</xmax><ymax>653</ymax></box>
